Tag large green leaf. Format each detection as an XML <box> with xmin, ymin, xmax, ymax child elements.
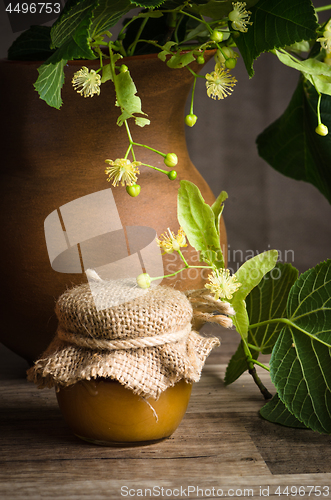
<box><xmin>235</xmin><ymin>0</ymin><xmax>318</xmax><ymax>77</ymax></box>
<box><xmin>177</xmin><ymin>181</ymin><xmax>224</xmax><ymax>268</ymax></box>
<box><xmin>7</xmin><ymin>26</ymin><xmax>55</xmax><ymax>61</ymax></box>
<box><xmin>51</xmin><ymin>0</ymin><xmax>98</xmax><ymax>54</ymax></box>
<box><xmin>260</xmin><ymin>393</ymin><xmax>308</xmax><ymax>428</ymax></box>
<box><xmin>230</xmin><ymin>250</ymin><xmax>278</xmax><ymax>337</ymax></box>
<box><xmin>225</xmin><ymin>263</ymin><xmax>298</xmax><ymax>385</ymax></box>
<box><xmin>89</xmin><ymin>0</ymin><xmax>132</xmax><ymax>38</ymax></box>
<box><xmin>257</xmin><ymin>78</ymin><xmax>331</xmax><ymax>204</ymax></box>
<box><xmin>270</xmin><ymin>260</ymin><xmax>331</xmax><ymax>434</ymax></box>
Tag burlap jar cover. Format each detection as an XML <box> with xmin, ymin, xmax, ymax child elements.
<box><xmin>27</xmin><ymin>275</ymin><xmax>231</xmax><ymax>400</ymax></box>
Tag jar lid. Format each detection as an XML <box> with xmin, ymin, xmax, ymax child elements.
<box><xmin>27</xmin><ymin>278</ymin><xmax>222</xmax><ymax>399</ymax></box>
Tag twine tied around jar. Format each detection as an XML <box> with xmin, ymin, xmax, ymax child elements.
<box><xmin>27</xmin><ymin>271</ymin><xmax>235</xmax><ymax>400</ymax></box>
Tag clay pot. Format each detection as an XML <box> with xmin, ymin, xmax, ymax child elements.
<box><xmin>0</xmin><ymin>53</ymin><xmax>226</xmax><ymax>363</ymax></box>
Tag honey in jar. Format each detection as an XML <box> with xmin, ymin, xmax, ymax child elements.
<box><xmin>27</xmin><ymin>279</ymin><xmax>220</xmax><ymax>447</ymax></box>
<box><xmin>56</xmin><ymin>378</ymin><xmax>192</xmax><ymax>446</ymax></box>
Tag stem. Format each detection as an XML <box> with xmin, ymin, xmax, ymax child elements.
<box><xmin>315</xmin><ymin>4</ymin><xmax>331</xmax><ymax>12</ymax></box>
<box><xmin>252</xmin><ymin>359</ymin><xmax>270</xmax><ymax>372</ymax></box>
<box><xmin>150</xmin><ymin>264</ymin><xmax>212</xmax><ymax>282</ymax></box>
<box><xmin>173</xmin><ymin>13</ymin><xmax>184</xmax><ymax>44</ymax></box>
<box><xmin>247</xmin><ymin>343</ymin><xmax>262</xmax><ymax>352</ymax></box>
<box><xmin>186</xmin><ymin>66</ymin><xmax>207</xmax><ymax>79</ymax></box>
<box><xmin>179</xmin><ymin>9</ymin><xmax>212</xmax><ymax>34</ymax></box>
<box><xmin>177</xmin><ymin>248</ymin><xmax>189</xmax><ymax>267</ymax></box>
<box><xmin>248</xmin><ymin>367</ymin><xmax>272</xmax><ymax>399</ymax></box>
<box><xmin>132</xmin><ymin>141</ymin><xmax>166</xmax><ymax>158</ymax></box>
<box><xmin>127</xmin><ymin>15</ymin><xmax>149</xmax><ymax>56</ymax></box>
<box><xmin>140</xmin><ymin>163</ymin><xmax>170</xmax><ymax>175</ymax></box>
<box><xmin>317</xmin><ymin>90</ymin><xmax>322</xmax><ymax>125</ymax></box>
<box><xmin>241</xmin><ymin>337</ymin><xmax>272</xmax><ymax>400</ymax></box>
<box><xmin>189</xmin><ymin>75</ymin><xmax>197</xmax><ymax>115</ymax></box>
<box><xmin>124</xmin><ymin>121</ymin><xmax>137</xmax><ymax>161</ymax></box>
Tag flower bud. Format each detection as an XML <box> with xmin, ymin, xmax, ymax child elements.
<box><xmin>185</xmin><ymin>114</ymin><xmax>198</xmax><ymax>127</ymax></box>
<box><xmin>164</xmin><ymin>153</ymin><xmax>178</xmax><ymax>168</ymax></box>
<box><xmin>315</xmin><ymin>123</ymin><xmax>328</xmax><ymax>136</ymax></box>
<box><xmin>136</xmin><ymin>273</ymin><xmax>151</xmax><ymax>289</ymax></box>
<box><xmin>210</xmin><ymin>30</ymin><xmax>224</xmax><ymax>43</ymax></box>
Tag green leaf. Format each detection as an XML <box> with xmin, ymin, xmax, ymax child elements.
<box><xmin>211</xmin><ymin>190</ymin><xmax>228</xmax><ymax>234</ymax></box>
<box><xmin>100</xmin><ymin>54</ymin><xmax>122</xmax><ymax>83</ymax></box>
<box><xmin>51</xmin><ymin>0</ymin><xmax>98</xmax><ymax>58</ymax></box>
<box><xmin>257</xmin><ymin>78</ymin><xmax>331</xmax><ymax>204</ymax></box>
<box><xmin>115</xmin><ymin>70</ymin><xmax>149</xmax><ymax>126</ymax></box>
<box><xmin>195</xmin><ymin>0</ymin><xmax>258</xmax><ymax>18</ymax></box>
<box><xmin>7</xmin><ymin>26</ymin><xmax>55</xmax><ymax>61</ymax></box>
<box><xmin>132</xmin><ymin>0</ymin><xmax>166</xmax><ymax>7</ymax></box>
<box><xmin>230</xmin><ymin>250</ymin><xmax>278</xmax><ymax>337</ymax></box>
<box><xmin>89</xmin><ymin>0</ymin><xmax>132</xmax><ymax>38</ymax></box>
<box><xmin>274</xmin><ymin>49</ymin><xmax>331</xmax><ymax>96</ymax></box>
<box><xmin>270</xmin><ymin>260</ymin><xmax>331</xmax><ymax>434</ymax></box>
<box><xmin>158</xmin><ymin>41</ymin><xmax>177</xmax><ymax>62</ymax></box>
<box><xmin>167</xmin><ymin>51</ymin><xmax>196</xmax><ymax>69</ymax></box>
<box><xmin>247</xmin><ymin>262</ymin><xmax>299</xmax><ymax>354</ymax></box>
<box><xmin>235</xmin><ymin>0</ymin><xmax>318</xmax><ymax>77</ymax></box>
<box><xmin>225</xmin><ymin>262</ymin><xmax>298</xmax><ymax>385</ymax></box>
<box><xmin>260</xmin><ymin>393</ymin><xmax>308</xmax><ymax>428</ymax></box>
<box><xmin>34</xmin><ymin>59</ymin><xmax>67</xmax><ymax>109</ymax></box>
<box><xmin>177</xmin><ymin>181</ymin><xmax>223</xmax><ymax>265</ymax></box>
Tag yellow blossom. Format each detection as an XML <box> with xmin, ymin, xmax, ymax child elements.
<box><xmin>105</xmin><ymin>158</ymin><xmax>141</xmax><ymax>187</ymax></box>
<box><xmin>205</xmin><ymin>268</ymin><xmax>241</xmax><ymax>301</ymax></box>
<box><xmin>228</xmin><ymin>2</ymin><xmax>252</xmax><ymax>33</ymax></box>
<box><xmin>72</xmin><ymin>67</ymin><xmax>101</xmax><ymax>98</ymax></box>
<box><xmin>205</xmin><ymin>65</ymin><xmax>237</xmax><ymax>100</ymax></box>
<box><xmin>156</xmin><ymin>228</ymin><xmax>187</xmax><ymax>254</ymax></box>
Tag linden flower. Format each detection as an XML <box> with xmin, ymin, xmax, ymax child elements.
<box><xmin>205</xmin><ymin>268</ymin><xmax>241</xmax><ymax>301</ymax></box>
<box><xmin>72</xmin><ymin>67</ymin><xmax>101</xmax><ymax>98</ymax></box>
<box><xmin>205</xmin><ymin>66</ymin><xmax>237</xmax><ymax>100</ymax></box>
<box><xmin>105</xmin><ymin>158</ymin><xmax>141</xmax><ymax>187</ymax></box>
<box><xmin>318</xmin><ymin>21</ymin><xmax>331</xmax><ymax>55</ymax></box>
<box><xmin>228</xmin><ymin>2</ymin><xmax>253</xmax><ymax>33</ymax></box>
<box><xmin>156</xmin><ymin>228</ymin><xmax>187</xmax><ymax>254</ymax></box>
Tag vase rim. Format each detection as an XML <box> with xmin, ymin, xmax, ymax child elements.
<box><xmin>1</xmin><ymin>49</ymin><xmax>216</xmax><ymax>66</ymax></box>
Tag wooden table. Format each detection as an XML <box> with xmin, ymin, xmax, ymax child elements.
<box><xmin>1</xmin><ymin>325</ymin><xmax>331</xmax><ymax>499</ymax></box>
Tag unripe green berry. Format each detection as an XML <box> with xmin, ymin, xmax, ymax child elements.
<box><xmin>225</xmin><ymin>57</ymin><xmax>237</xmax><ymax>69</ymax></box>
<box><xmin>168</xmin><ymin>170</ymin><xmax>177</xmax><ymax>180</ymax></box>
<box><xmin>315</xmin><ymin>123</ymin><xmax>328</xmax><ymax>136</ymax></box>
<box><xmin>196</xmin><ymin>55</ymin><xmax>205</xmax><ymax>65</ymax></box>
<box><xmin>119</xmin><ymin>64</ymin><xmax>128</xmax><ymax>73</ymax></box>
<box><xmin>136</xmin><ymin>273</ymin><xmax>151</xmax><ymax>289</ymax></box>
<box><xmin>126</xmin><ymin>184</ymin><xmax>141</xmax><ymax>197</ymax></box>
<box><xmin>164</xmin><ymin>153</ymin><xmax>178</xmax><ymax>168</ymax></box>
<box><xmin>185</xmin><ymin>114</ymin><xmax>198</xmax><ymax>127</ymax></box>
<box><xmin>210</xmin><ymin>30</ymin><xmax>223</xmax><ymax>42</ymax></box>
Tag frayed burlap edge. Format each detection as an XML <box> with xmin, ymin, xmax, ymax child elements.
<box><xmin>27</xmin><ymin>330</ymin><xmax>220</xmax><ymax>400</ymax></box>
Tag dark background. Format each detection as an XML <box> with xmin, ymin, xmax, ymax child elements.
<box><xmin>1</xmin><ymin>0</ymin><xmax>331</xmax><ymax>276</ymax></box>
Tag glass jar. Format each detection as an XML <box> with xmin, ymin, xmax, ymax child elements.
<box><xmin>56</xmin><ymin>378</ymin><xmax>192</xmax><ymax>446</ymax></box>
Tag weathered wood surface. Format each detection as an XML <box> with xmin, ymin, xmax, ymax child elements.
<box><xmin>1</xmin><ymin>329</ymin><xmax>331</xmax><ymax>500</ymax></box>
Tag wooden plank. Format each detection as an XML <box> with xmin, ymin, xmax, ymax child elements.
<box><xmin>1</xmin><ymin>475</ymin><xmax>331</xmax><ymax>500</ymax></box>
<box><xmin>2</xmin><ymin>339</ymin><xmax>331</xmax><ymax>500</ymax></box>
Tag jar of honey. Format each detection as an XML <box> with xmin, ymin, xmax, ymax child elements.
<box><xmin>27</xmin><ymin>276</ymin><xmax>221</xmax><ymax>446</ymax></box>
<box><xmin>56</xmin><ymin>378</ymin><xmax>192</xmax><ymax>446</ymax></box>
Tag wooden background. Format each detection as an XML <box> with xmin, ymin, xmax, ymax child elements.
<box><xmin>1</xmin><ymin>324</ymin><xmax>331</xmax><ymax>499</ymax></box>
